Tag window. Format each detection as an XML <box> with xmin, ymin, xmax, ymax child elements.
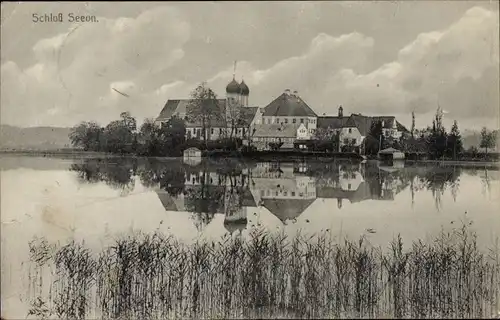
<box><xmin>211</xmin><ymin>128</ymin><xmax>214</xmax><ymax>134</ymax></box>
<box><xmin>301</xmin><ymin>118</ymin><xmax>304</xmax><ymax>123</ymax></box>
<box><xmin>348</xmin><ymin>128</ymin><xmax>352</xmax><ymax>133</ymax></box>
<box><xmin>275</xmin><ymin>191</ymin><xmax>279</xmax><ymax>196</ymax></box>
<box><xmin>219</xmin><ymin>128</ymin><xmax>222</xmax><ymax>134</ymax></box>
<box><xmin>348</xmin><ymin>183</ymin><xmax>352</xmax><ymax>190</ymax></box>
<box><xmin>293</xmin><ymin>118</ymin><xmax>297</xmax><ymax>124</ymax></box>
<box><xmin>284</xmin><ymin>191</ymin><xmax>288</xmax><ymax>196</ymax></box>
<box><xmin>292</xmin><ymin>192</ymin><xmax>296</xmax><ymax>196</ymax></box>
<box><xmin>285</xmin><ymin>118</ymin><xmax>288</xmax><ymax>124</ymax></box>
<box><xmin>352</xmin><ymin>138</ymin><xmax>356</xmax><ymax>144</ymax></box>
<box><xmin>261</xmin><ymin>190</ymin><xmax>265</xmax><ymax>196</ymax></box>
<box><xmin>344</xmin><ymin>138</ymin><xmax>349</xmax><ymax>144</ymax></box>
<box><xmin>243</xmin><ymin>128</ymin><xmax>246</xmax><ymax>135</ymax></box>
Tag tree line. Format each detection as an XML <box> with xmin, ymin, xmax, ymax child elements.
<box><xmin>360</xmin><ymin>107</ymin><xmax>498</xmax><ymax>160</ymax></box>
<box><xmin>69</xmin><ymin>83</ymin><xmax>250</xmax><ymax>157</ymax></box>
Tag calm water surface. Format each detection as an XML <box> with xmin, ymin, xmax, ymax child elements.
<box><xmin>1</xmin><ymin>155</ymin><xmax>499</xmax><ymax>318</ymax></box>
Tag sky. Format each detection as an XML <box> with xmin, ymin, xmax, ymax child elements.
<box><xmin>1</xmin><ymin>1</ymin><xmax>499</xmax><ymax>130</ymax></box>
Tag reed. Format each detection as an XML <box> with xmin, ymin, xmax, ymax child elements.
<box><xmin>27</xmin><ymin>224</ymin><xmax>500</xmax><ymax>319</ymax></box>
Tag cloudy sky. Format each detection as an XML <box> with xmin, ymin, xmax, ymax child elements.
<box><xmin>1</xmin><ymin>1</ymin><xmax>499</xmax><ymax>130</ymax></box>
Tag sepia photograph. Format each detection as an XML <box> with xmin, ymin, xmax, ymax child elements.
<box><xmin>1</xmin><ymin>1</ymin><xmax>499</xmax><ymax>319</ymax></box>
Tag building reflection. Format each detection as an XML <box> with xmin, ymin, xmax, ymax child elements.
<box><xmin>68</xmin><ymin>158</ymin><xmax>470</xmax><ymax>232</ymax></box>
<box><xmin>153</xmin><ymin>160</ymin><xmax>412</xmax><ymax>230</ymax></box>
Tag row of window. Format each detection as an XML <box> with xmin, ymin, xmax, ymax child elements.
<box><xmin>254</xmin><ymin>137</ymin><xmax>294</xmax><ymax>143</ymax></box>
<box><xmin>260</xmin><ymin>189</ymin><xmax>315</xmax><ymax>197</ymax></box>
<box><xmin>186</xmin><ymin>127</ymin><xmax>246</xmax><ymax>136</ymax></box>
<box><xmin>264</xmin><ymin>117</ymin><xmax>316</xmax><ymax>125</ymax></box>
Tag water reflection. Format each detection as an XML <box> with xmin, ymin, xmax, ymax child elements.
<box><xmin>66</xmin><ymin>158</ymin><xmax>494</xmax><ymax>233</ymax></box>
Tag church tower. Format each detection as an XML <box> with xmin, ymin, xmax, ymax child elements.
<box><xmin>240</xmin><ymin>79</ymin><xmax>249</xmax><ymax>107</ymax></box>
<box><xmin>226</xmin><ymin>61</ymin><xmax>242</xmax><ymax>122</ymax></box>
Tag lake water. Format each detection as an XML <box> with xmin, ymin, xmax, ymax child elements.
<box><xmin>1</xmin><ymin>155</ymin><xmax>500</xmax><ymax>318</ymax></box>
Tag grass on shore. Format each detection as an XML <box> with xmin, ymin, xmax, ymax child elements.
<box><xmin>27</xmin><ymin>224</ymin><xmax>500</xmax><ymax>319</ymax></box>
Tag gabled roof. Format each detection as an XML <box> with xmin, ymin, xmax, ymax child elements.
<box><xmin>343</xmin><ymin>114</ymin><xmax>373</xmax><ymax>136</ymax></box>
<box><xmin>156</xmin><ymin>191</ymin><xmax>179</xmax><ymax>211</ymax></box>
<box><xmin>158</xmin><ymin>99</ymin><xmax>259</xmax><ymax>128</ymax></box>
<box><xmin>262</xmin><ymin>198</ymin><xmax>315</xmax><ymax>223</ymax></box>
<box><xmin>185</xmin><ymin>100</ymin><xmax>227</xmax><ymax>128</ymax></box>
<box><xmin>156</xmin><ymin>99</ymin><xmax>226</xmax><ymax>125</ymax></box>
<box><xmin>238</xmin><ymin>107</ymin><xmax>259</xmax><ymax>127</ymax></box>
<box><xmin>262</xmin><ymin>93</ymin><xmax>317</xmax><ymax>117</ymax></box>
<box><xmin>317</xmin><ymin>116</ymin><xmax>349</xmax><ymax>130</ymax></box>
<box><xmin>371</xmin><ymin>116</ymin><xmax>409</xmax><ymax>132</ymax></box>
<box><xmin>253</xmin><ymin>124</ymin><xmax>300</xmax><ymax>138</ymax></box>
<box><xmin>342</xmin><ymin>114</ymin><xmax>409</xmax><ymax>136</ymax></box>
<box><xmin>157</xmin><ymin>99</ymin><xmax>184</xmax><ymax>121</ymax></box>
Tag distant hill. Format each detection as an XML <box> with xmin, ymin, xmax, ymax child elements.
<box><xmin>0</xmin><ymin>125</ymin><xmax>72</xmax><ymax>150</ymax></box>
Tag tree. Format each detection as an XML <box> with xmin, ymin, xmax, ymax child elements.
<box><xmin>427</xmin><ymin>107</ymin><xmax>447</xmax><ymax>159</ymax></box>
<box><xmin>102</xmin><ymin>120</ymin><xmax>133</xmax><ymax>153</ymax></box>
<box><xmin>446</xmin><ymin>120</ymin><xmax>463</xmax><ymax>159</ymax></box>
<box><xmin>480</xmin><ymin>127</ymin><xmax>497</xmax><ymax>155</ymax></box>
<box><xmin>226</xmin><ymin>97</ymin><xmax>244</xmax><ymax>139</ymax></box>
<box><xmin>186</xmin><ymin>83</ymin><xmax>223</xmax><ymax>146</ymax></box>
<box><xmin>137</xmin><ymin>118</ymin><xmax>160</xmax><ymax>156</ymax></box>
<box><xmin>364</xmin><ymin>120</ymin><xmax>384</xmax><ymax>155</ymax></box>
<box><xmin>159</xmin><ymin>115</ymin><xmax>187</xmax><ymax>156</ymax></box>
<box><xmin>69</xmin><ymin>121</ymin><xmax>103</xmax><ymax>151</ymax></box>
<box><xmin>120</xmin><ymin>111</ymin><xmax>137</xmax><ymax>132</ymax></box>
<box><xmin>269</xmin><ymin>141</ymin><xmax>284</xmax><ymax>151</ymax></box>
<box><xmin>411</xmin><ymin>111</ymin><xmax>415</xmax><ymax>138</ymax></box>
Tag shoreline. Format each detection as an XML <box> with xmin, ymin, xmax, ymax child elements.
<box><xmin>1</xmin><ymin>150</ymin><xmax>499</xmax><ymax>166</ymax></box>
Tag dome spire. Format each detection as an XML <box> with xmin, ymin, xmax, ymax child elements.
<box><xmin>226</xmin><ymin>60</ymin><xmax>242</xmax><ymax>94</ymax></box>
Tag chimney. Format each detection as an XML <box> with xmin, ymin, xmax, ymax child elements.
<box><xmin>338</xmin><ymin>105</ymin><xmax>343</xmax><ymax>118</ymax></box>
<box><xmin>293</xmin><ymin>90</ymin><xmax>298</xmax><ymax>96</ymax></box>
<box><xmin>284</xmin><ymin>89</ymin><xmax>291</xmax><ymax>96</ymax></box>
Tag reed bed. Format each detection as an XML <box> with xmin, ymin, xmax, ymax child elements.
<box><xmin>27</xmin><ymin>225</ymin><xmax>500</xmax><ymax>319</ymax></box>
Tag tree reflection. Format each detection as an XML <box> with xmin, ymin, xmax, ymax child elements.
<box><xmin>69</xmin><ymin>158</ymin><xmax>137</xmax><ymax>195</ymax></box>
<box><xmin>69</xmin><ymin>157</ymin><xmax>475</xmax><ymax>215</ymax></box>
<box><xmin>137</xmin><ymin>161</ymin><xmax>186</xmax><ymax>197</ymax></box>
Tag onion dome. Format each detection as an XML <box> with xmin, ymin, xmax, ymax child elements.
<box><xmin>226</xmin><ymin>78</ymin><xmax>241</xmax><ymax>94</ymax></box>
<box><xmin>240</xmin><ymin>80</ymin><xmax>250</xmax><ymax>96</ymax></box>
<box><xmin>223</xmin><ymin>217</ymin><xmax>247</xmax><ymax>234</ymax></box>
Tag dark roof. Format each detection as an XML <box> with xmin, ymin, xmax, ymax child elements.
<box><xmin>240</xmin><ymin>187</ymin><xmax>257</xmax><ymax>207</ymax></box>
<box><xmin>185</xmin><ymin>99</ymin><xmax>227</xmax><ymax>127</ymax></box>
<box><xmin>226</xmin><ymin>78</ymin><xmax>241</xmax><ymax>94</ymax></box>
<box><xmin>157</xmin><ymin>99</ymin><xmax>258</xmax><ymax>128</ymax></box>
<box><xmin>157</xmin><ymin>99</ymin><xmax>183</xmax><ymax>121</ymax></box>
<box><xmin>342</xmin><ymin>114</ymin><xmax>409</xmax><ymax>135</ymax></box>
<box><xmin>238</xmin><ymin>107</ymin><xmax>259</xmax><ymax>126</ymax></box>
<box><xmin>156</xmin><ymin>191</ymin><xmax>179</xmax><ymax>211</ymax></box>
<box><xmin>262</xmin><ymin>93</ymin><xmax>317</xmax><ymax>117</ymax></box>
<box><xmin>371</xmin><ymin>116</ymin><xmax>409</xmax><ymax>132</ymax></box>
<box><xmin>240</xmin><ymin>81</ymin><xmax>249</xmax><ymax>96</ymax></box>
<box><xmin>343</xmin><ymin>114</ymin><xmax>373</xmax><ymax>136</ymax></box>
<box><xmin>262</xmin><ymin>198</ymin><xmax>315</xmax><ymax>223</ymax></box>
<box><xmin>317</xmin><ymin>116</ymin><xmax>350</xmax><ymax>130</ymax></box>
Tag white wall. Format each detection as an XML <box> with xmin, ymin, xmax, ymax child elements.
<box><xmin>296</xmin><ymin>123</ymin><xmax>311</xmax><ymax>140</ymax></box>
<box><xmin>340</xmin><ymin>127</ymin><xmax>363</xmax><ymax>146</ymax></box>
